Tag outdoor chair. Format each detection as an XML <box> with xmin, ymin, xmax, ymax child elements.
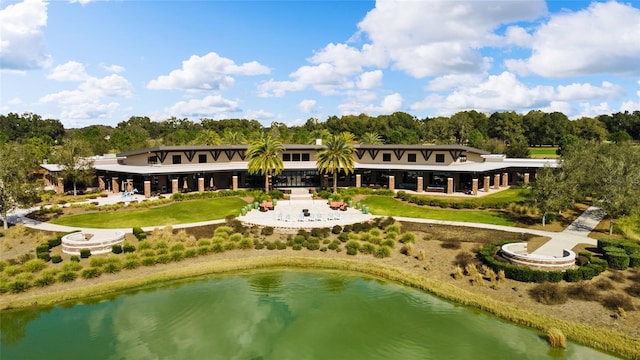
<box><xmin>334</xmin><ymin>211</ymin><xmax>341</xmax><ymax>221</ymax></box>
<box><xmin>285</xmin><ymin>214</ymin><xmax>291</xmax><ymax>222</ymax></box>
<box><xmin>276</xmin><ymin>212</ymin><xmax>283</xmax><ymax>221</ymax></box>
<box><xmin>298</xmin><ymin>213</ymin><xmax>305</xmax><ymax>222</ymax></box>
<box><xmin>327</xmin><ymin>212</ymin><xmax>333</xmax><ymax>221</ymax></box>
<box><xmin>315</xmin><ymin>213</ymin><xmax>323</xmax><ymax>221</ymax></box>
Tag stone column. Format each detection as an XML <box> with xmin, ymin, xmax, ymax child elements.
<box><xmin>355</xmin><ymin>174</ymin><xmax>361</xmax><ymax>188</ymax></box>
<box><xmin>322</xmin><ymin>174</ymin><xmax>329</xmax><ymax>189</ymax></box>
<box><xmin>524</xmin><ymin>173</ymin><xmax>530</xmax><ymax>185</ymax></box>
<box><xmin>417</xmin><ymin>176</ymin><xmax>423</xmax><ymax>193</ymax></box>
<box><xmin>472</xmin><ymin>178</ymin><xmax>478</xmax><ymax>196</ymax></box>
<box><xmin>483</xmin><ymin>176</ymin><xmax>490</xmax><ymax>193</ymax></box>
<box><xmin>232</xmin><ymin>175</ymin><xmax>238</xmax><ymax>190</ymax></box>
<box><xmin>502</xmin><ymin>173</ymin><xmax>508</xmax><ymax>187</ymax></box>
<box><xmin>447</xmin><ymin>177</ymin><xmax>453</xmax><ymax>194</ymax></box>
<box><xmin>198</xmin><ymin>177</ymin><xmax>204</xmax><ymax>193</ymax></box>
<box><xmin>144</xmin><ymin>181</ymin><xmax>151</xmax><ymax>198</ymax></box>
<box><xmin>112</xmin><ymin>177</ymin><xmax>119</xmax><ymax>193</ymax></box>
<box><xmin>98</xmin><ymin>176</ymin><xmax>105</xmax><ymax>191</ymax></box>
<box><xmin>127</xmin><ymin>179</ymin><xmax>134</xmax><ymax>192</ymax></box>
<box><xmin>494</xmin><ymin>174</ymin><xmax>500</xmax><ymax>190</ymax></box>
<box><xmin>171</xmin><ymin>179</ymin><xmax>179</xmax><ymax>194</ymax></box>
<box><xmin>57</xmin><ymin>177</ymin><xmax>64</xmax><ymax>194</ymax></box>
<box><xmin>388</xmin><ymin>175</ymin><xmax>395</xmax><ymax>191</ymax></box>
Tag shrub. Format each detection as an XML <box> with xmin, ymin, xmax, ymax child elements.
<box><xmin>58</xmin><ymin>271</ymin><xmax>78</xmax><ymax>282</ymax></box>
<box><xmin>238</xmin><ymin>238</ymin><xmax>254</xmax><ymax>250</ymax></box>
<box><xmin>63</xmin><ymin>261</ymin><xmax>81</xmax><ymax>272</ymax></box>
<box><xmin>47</xmin><ymin>237</ymin><xmax>62</xmax><ymax>249</ymax></box>
<box><xmin>629</xmin><ymin>253</ymin><xmax>640</xmax><ymax>268</ymax></box>
<box><xmin>211</xmin><ymin>242</ymin><xmax>224</xmax><ymax>253</ymax></box>
<box><xmin>141</xmin><ymin>257</ymin><xmax>156</xmax><ymax>266</ymax></box>
<box><xmin>360</xmin><ymin>243</ymin><xmax>376</xmax><ymax>255</ymax></box>
<box><xmin>138</xmin><ymin>240</ymin><xmax>152</xmax><ymax>250</ymax></box>
<box><xmin>337</xmin><ymin>232</ymin><xmax>349</xmax><ymax>243</ymax></box>
<box><xmin>454</xmin><ymin>251</ymin><xmax>475</xmax><ymax>268</ymax></box>
<box><xmin>103</xmin><ymin>262</ymin><xmax>121</xmax><ymax>274</ymax></box>
<box><xmin>36</xmin><ymin>243</ymin><xmax>50</xmax><ymax>253</ymax></box>
<box><xmin>608</xmin><ymin>271</ymin><xmax>626</xmax><ymax>282</ymax></box>
<box><xmin>23</xmin><ymin>259</ymin><xmax>46</xmax><ymax>273</ymax></box>
<box><xmin>440</xmin><ymin>240</ymin><xmax>462</xmax><ymax>250</ymax></box>
<box><xmin>331</xmin><ymin>225</ymin><xmax>342</xmax><ymax>234</ymax></box>
<box><xmin>328</xmin><ymin>240</ymin><xmax>340</xmax><ymax>251</ymax></box>
<box><xmin>51</xmin><ymin>255</ymin><xmax>63</xmax><ymax>264</ymax></box>
<box><xmin>400</xmin><ymin>243</ymin><xmax>414</xmax><ymax>256</ymax></box>
<box><xmin>375</xmin><ymin>246</ymin><xmax>392</xmax><ymax>258</ymax></box>
<box><xmin>528</xmin><ymin>283</ymin><xmax>567</xmax><ymax>305</ymax></box>
<box><xmin>123</xmin><ymin>259</ymin><xmax>140</xmax><ymax>269</ymax></box>
<box><xmin>170</xmin><ymin>243</ymin><xmax>185</xmax><ymax>252</ymax></box>
<box><xmin>80</xmin><ymin>249</ymin><xmax>91</xmax><ymax>258</ymax></box>
<box><xmin>122</xmin><ymin>243</ymin><xmax>136</xmax><ymax>253</ymax></box>
<box><xmin>594</xmin><ymin>278</ymin><xmax>614</xmax><ymax>291</ymax></box>
<box><xmin>275</xmin><ymin>240</ymin><xmax>287</xmax><ymax>250</ymax></box>
<box><xmin>36</xmin><ymin>252</ymin><xmax>51</xmax><ymax>262</ymax></box>
<box><xmin>132</xmin><ymin>227</ymin><xmax>147</xmax><ymax>240</ymax></box>
<box><xmin>261</xmin><ymin>226</ymin><xmax>274</xmax><ymax>236</ymax></box>
<box><xmin>112</xmin><ymin>245</ymin><xmax>123</xmax><ymax>254</ymax></box>
<box><xmin>34</xmin><ymin>271</ymin><xmax>56</xmax><ymax>287</ymax></box>
<box><xmin>90</xmin><ymin>257</ymin><xmax>107</xmax><ymax>267</ymax></box>
<box><xmin>381</xmin><ymin>239</ymin><xmax>395</xmax><ymax>248</ymax></box>
<box><xmin>606</xmin><ymin>251</ymin><xmax>630</xmax><ymax>270</ymax></box>
<box><xmin>452</xmin><ymin>266</ymin><xmax>464</xmax><ymax>280</ymax></box>
<box><xmin>229</xmin><ymin>233</ymin><xmax>243</xmax><ymax>242</ymax></box>
<box><xmin>566</xmin><ymin>282</ymin><xmax>600</xmax><ymax>301</ymax></box>
<box><xmin>8</xmin><ymin>278</ymin><xmax>31</xmax><ymax>293</ymax></box>
<box><xmin>81</xmin><ymin>267</ymin><xmax>102</xmax><ymax>279</ymax></box>
<box><xmin>266</xmin><ymin>242</ymin><xmax>276</xmax><ymax>250</ymax></box>
<box><xmin>292</xmin><ymin>244</ymin><xmax>302</xmax><ymax>251</ymax></box>
<box><xmin>601</xmin><ymin>293</ymin><xmax>635</xmax><ymax>311</ymax></box>
<box><xmin>624</xmin><ymin>283</ymin><xmax>640</xmax><ymax>298</ymax></box>
<box><xmin>547</xmin><ymin>328</ymin><xmax>566</xmax><ymax>348</ymax></box>
<box><xmin>170</xmin><ymin>251</ymin><xmax>185</xmax><ymax>262</ymax></box>
<box><xmin>399</xmin><ymin>232</ymin><xmax>415</xmax><ymax>244</ymax></box>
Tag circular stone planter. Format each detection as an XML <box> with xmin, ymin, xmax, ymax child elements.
<box><xmin>500</xmin><ymin>242</ymin><xmax>576</xmax><ymax>270</ymax></box>
<box><xmin>62</xmin><ymin>230</ymin><xmax>125</xmax><ymax>256</ymax></box>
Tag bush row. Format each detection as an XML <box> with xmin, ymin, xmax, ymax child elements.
<box><xmin>396</xmin><ymin>191</ymin><xmax>517</xmax><ymax>209</ymax></box>
<box><xmin>597</xmin><ymin>238</ymin><xmax>640</xmax><ymax>269</ymax></box>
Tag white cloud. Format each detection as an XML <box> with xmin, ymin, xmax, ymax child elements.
<box><xmin>357</xmin><ymin>70</ymin><xmax>382</xmax><ymax>89</ymax></box>
<box><xmin>244</xmin><ymin>109</ymin><xmax>275</xmax><ymax>121</ymax></box>
<box><xmin>411</xmin><ymin>71</ymin><xmax>623</xmax><ymax>117</ymax></box>
<box><xmin>503</xmin><ymin>26</ymin><xmax>533</xmax><ymax>47</ymax></box>
<box><xmin>0</xmin><ymin>0</ymin><xmax>51</xmax><ymax>70</ymax></box>
<box><xmin>167</xmin><ymin>95</ymin><xmax>240</xmax><ymax>118</ymax></box>
<box><xmin>298</xmin><ymin>99</ymin><xmax>317</xmax><ymax>113</ymax></box>
<box><xmin>506</xmin><ymin>2</ymin><xmax>640</xmax><ymax>77</ymax></box>
<box><xmin>339</xmin><ymin>92</ymin><xmax>403</xmax><ymax>115</ymax></box>
<box><xmin>69</xmin><ymin>0</ymin><xmax>98</xmax><ymax>5</ymax></box>
<box><xmin>426</xmin><ymin>73</ymin><xmax>486</xmax><ymax>91</ymax></box>
<box><xmin>40</xmin><ymin>64</ymin><xmax>133</xmax><ymax>122</ymax></box>
<box><xmin>358</xmin><ymin>0</ymin><xmax>547</xmax><ymax>78</ymax></box>
<box><xmin>100</xmin><ymin>63</ymin><xmax>126</xmax><ymax>73</ymax></box>
<box><xmin>147</xmin><ymin>52</ymin><xmax>270</xmax><ymax>91</ymax></box>
<box><xmin>47</xmin><ymin>61</ymin><xmax>90</xmax><ymax>81</ymax></box>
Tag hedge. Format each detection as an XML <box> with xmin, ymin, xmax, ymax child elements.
<box><xmin>629</xmin><ymin>253</ymin><xmax>640</xmax><ymax>268</ymax></box>
<box><xmin>395</xmin><ymin>191</ymin><xmax>518</xmax><ymax>210</ymax></box>
<box><xmin>598</xmin><ymin>238</ymin><xmax>639</xmax><ymax>270</ymax></box>
<box><xmin>479</xmin><ymin>241</ymin><xmax>605</xmax><ymax>283</ymax></box>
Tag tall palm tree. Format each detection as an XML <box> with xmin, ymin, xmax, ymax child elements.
<box><xmin>245</xmin><ymin>134</ymin><xmax>284</xmax><ymax>192</ymax></box>
<box><xmin>316</xmin><ymin>133</ymin><xmax>355</xmax><ymax>193</ymax></box>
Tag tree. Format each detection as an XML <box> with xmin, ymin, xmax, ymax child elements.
<box><xmin>246</xmin><ymin>134</ymin><xmax>284</xmax><ymax>192</ymax></box>
<box><xmin>359</xmin><ymin>132</ymin><xmax>384</xmax><ymax>145</ymax></box>
<box><xmin>53</xmin><ymin>138</ymin><xmax>95</xmax><ymax>196</ymax></box>
<box><xmin>222</xmin><ymin>130</ymin><xmax>246</xmax><ymax>145</ymax></box>
<box><xmin>316</xmin><ymin>133</ymin><xmax>355</xmax><ymax>193</ymax></box>
<box><xmin>191</xmin><ymin>130</ymin><xmax>221</xmax><ymax>145</ymax></box>
<box><xmin>530</xmin><ymin>166</ymin><xmax>572</xmax><ymax>226</ymax></box>
<box><xmin>0</xmin><ymin>144</ymin><xmax>40</xmax><ymax>229</ymax></box>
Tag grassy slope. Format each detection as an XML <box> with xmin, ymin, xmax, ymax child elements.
<box><xmin>402</xmin><ymin>188</ymin><xmax>530</xmax><ymax>205</ymax></box>
<box><xmin>529</xmin><ymin>147</ymin><xmax>560</xmax><ymax>159</ymax></box>
<box><xmin>361</xmin><ymin>196</ymin><xmax>515</xmax><ymax>226</ymax></box>
<box><xmin>50</xmin><ymin>198</ymin><xmax>248</xmax><ymax>228</ymax></box>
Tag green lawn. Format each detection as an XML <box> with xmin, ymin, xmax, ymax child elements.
<box><xmin>360</xmin><ymin>196</ymin><xmax>516</xmax><ymax>226</ymax></box>
<box><xmin>50</xmin><ymin>197</ymin><xmax>248</xmax><ymax>228</ymax></box>
<box><xmin>529</xmin><ymin>147</ymin><xmax>559</xmax><ymax>159</ymax></box>
<box><xmin>407</xmin><ymin>188</ymin><xmax>530</xmax><ymax>205</ymax></box>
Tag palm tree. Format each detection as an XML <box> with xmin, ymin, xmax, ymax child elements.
<box><xmin>245</xmin><ymin>134</ymin><xmax>284</xmax><ymax>192</ymax></box>
<box><xmin>316</xmin><ymin>133</ymin><xmax>355</xmax><ymax>193</ymax></box>
<box><xmin>359</xmin><ymin>132</ymin><xmax>384</xmax><ymax>145</ymax></box>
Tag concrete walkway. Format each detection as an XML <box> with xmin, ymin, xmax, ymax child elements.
<box><xmin>9</xmin><ymin>193</ymin><xmax>601</xmax><ymax>257</ymax></box>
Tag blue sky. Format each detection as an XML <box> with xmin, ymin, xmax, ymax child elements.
<box><xmin>1</xmin><ymin>0</ymin><xmax>639</xmax><ymax>128</ymax></box>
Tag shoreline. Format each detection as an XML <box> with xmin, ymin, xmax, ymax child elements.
<box><xmin>1</xmin><ymin>254</ymin><xmax>638</xmax><ymax>359</ymax></box>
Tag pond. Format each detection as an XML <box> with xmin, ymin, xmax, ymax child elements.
<box><xmin>0</xmin><ymin>270</ymin><xmax>618</xmax><ymax>359</ymax></box>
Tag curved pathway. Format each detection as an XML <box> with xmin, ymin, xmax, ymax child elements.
<box><xmin>9</xmin><ymin>193</ymin><xmax>600</xmax><ymax>255</ymax></box>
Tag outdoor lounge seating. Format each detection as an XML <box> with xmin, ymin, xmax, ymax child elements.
<box><xmin>259</xmin><ymin>201</ymin><xmax>274</xmax><ymax>211</ymax></box>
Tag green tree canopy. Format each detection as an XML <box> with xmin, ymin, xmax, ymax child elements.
<box><xmin>316</xmin><ymin>133</ymin><xmax>355</xmax><ymax>193</ymax></box>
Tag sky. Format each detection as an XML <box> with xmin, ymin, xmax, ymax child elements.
<box><xmin>1</xmin><ymin>0</ymin><xmax>639</xmax><ymax>129</ymax></box>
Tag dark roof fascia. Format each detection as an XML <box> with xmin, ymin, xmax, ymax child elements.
<box><xmin>353</xmin><ymin>144</ymin><xmax>490</xmax><ymax>155</ymax></box>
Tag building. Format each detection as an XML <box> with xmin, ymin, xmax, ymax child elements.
<box><xmin>42</xmin><ymin>144</ymin><xmax>558</xmax><ymax>197</ymax></box>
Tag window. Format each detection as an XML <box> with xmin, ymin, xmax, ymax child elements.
<box><xmin>408</xmin><ymin>153</ymin><xmax>416</xmax><ymax>162</ymax></box>
<box><xmin>383</xmin><ymin>153</ymin><xmax>391</xmax><ymax>162</ymax></box>
<box><xmin>147</xmin><ymin>156</ymin><xmax>158</xmax><ymax>164</ymax></box>
<box><xmin>292</xmin><ymin>153</ymin><xmax>301</xmax><ymax>161</ymax></box>
<box><xmin>198</xmin><ymin>154</ymin><xmax>207</xmax><ymax>163</ymax></box>
<box><xmin>435</xmin><ymin>154</ymin><xmax>445</xmax><ymax>163</ymax></box>
<box><xmin>459</xmin><ymin>155</ymin><xmax>467</xmax><ymax>163</ymax></box>
<box><xmin>172</xmin><ymin>155</ymin><xmax>182</xmax><ymax>164</ymax></box>
<box><xmin>301</xmin><ymin>153</ymin><xmax>310</xmax><ymax>161</ymax></box>
<box><xmin>283</xmin><ymin>154</ymin><xmax>291</xmax><ymax>161</ymax></box>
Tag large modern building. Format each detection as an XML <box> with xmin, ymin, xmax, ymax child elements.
<box><xmin>42</xmin><ymin>144</ymin><xmax>557</xmax><ymax>197</ymax></box>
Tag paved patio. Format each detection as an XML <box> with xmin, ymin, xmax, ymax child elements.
<box><xmin>238</xmin><ymin>199</ymin><xmax>375</xmax><ymax>230</ymax></box>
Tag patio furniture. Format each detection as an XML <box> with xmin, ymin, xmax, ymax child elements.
<box><xmin>276</xmin><ymin>212</ymin><xmax>283</xmax><ymax>221</ymax></box>
<box><xmin>285</xmin><ymin>214</ymin><xmax>291</xmax><ymax>222</ymax></box>
<box><xmin>315</xmin><ymin>213</ymin><xmax>323</xmax><ymax>221</ymax></box>
<box><xmin>298</xmin><ymin>213</ymin><xmax>305</xmax><ymax>222</ymax></box>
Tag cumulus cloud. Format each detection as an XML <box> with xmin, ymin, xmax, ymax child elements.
<box><xmin>167</xmin><ymin>95</ymin><xmax>240</xmax><ymax>118</ymax></box>
<box><xmin>506</xmin><ymin>2</ymin><xmax>640</xmax><ymax>77</ymax></box>
<box><xmin>47</xmin><ymin>61</ymin><xmax>90</xmax><ymax>81</ymax></box>
<box><xmin>100</xmin><ymin>63</ymin><xmax>126</xmax><ymax>73</ymax></box>
<box><xmin>147</xmin><ymin>52</ymin><xmax>270</xmax><ymax>91</ymax></box>
<box><xmin>40</xmin><ymin>62</ymin><xmax>133</xmax><ymax>122</ymax></box>
<box><xmin>339</xmin><ymin>93</ymin><xmax>403</xmax><ymax>115</ymax></box>
<box><xmin>411</xmin><ymin>71</ymin><xmax>622</xmax><ymax>117</ymax></box>
<box><xmin>358</xmin><ymin>0</ymin><xmax>547</xmax><ymax>77</ymax></box>
<box><xmin>357</xmin><ymin>70</ymin><xmax>382</xmax><ymax>89</ymax></box>
<box><xmin>298</xmin><ymin>99</ymin><xmax>317</xmax><ymax>113</ymax></box>
<box><xmin>244</xmin><ymin>109</ymin><xmax>275</xmax><ymax>121</ymax></box>
<box><xmin>0</xmin><ymin>0</ymin><xmax>51</xmax><ymax>70</ymax></box>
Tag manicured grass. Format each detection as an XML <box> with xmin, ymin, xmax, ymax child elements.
<box><xmin>360</xmin><ymin>196</ymin><xmax>515</xmax><ymax>226</ymax></box>
<box><xmin>50</xmin><ymin>198</ymin><xmax>248</xmax><ymax>228</ymax></box>
<box><xmin>405</xmin><ymin>188</ymin><xmax>530</xmax><ymax>205</ymax></box>
<box><xmin>529</xmin><ymin>147</ymin><xmax>559</xmax><ymax>159</ymax></box>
